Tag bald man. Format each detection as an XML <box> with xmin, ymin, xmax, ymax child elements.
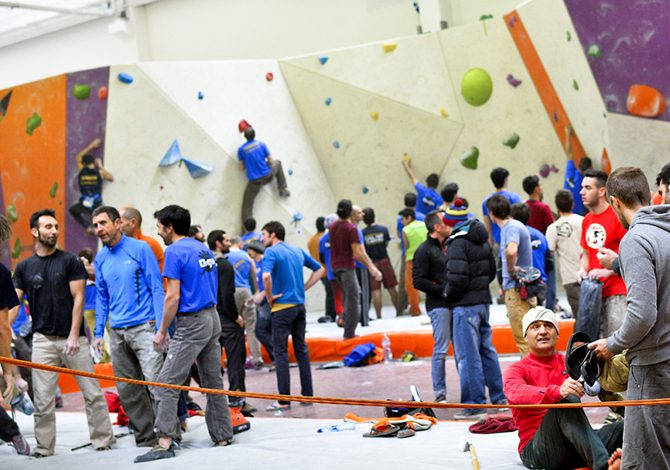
<box><xmin>120</xmin><ymin>207</ymin><xmax>165</xmax><ymax>273</ymax></box>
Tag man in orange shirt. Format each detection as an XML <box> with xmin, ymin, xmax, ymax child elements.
<box><xmin>307</xmin><ymin>217</ymin><xmax>336</xmax><ymax>323</ymax></box>
<box><xmin>120</xmin><ymin>206</ymin><xmax>165</xmax><ymax>272</ymax></box>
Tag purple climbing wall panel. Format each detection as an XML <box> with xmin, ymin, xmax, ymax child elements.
<box><xmin>565</xmin><ymin>0</ymin><xmax>670</xmax><ymax>121</ymax></box>
<box><xmin>65</xmin><ymin>67</ymin><xmax>110</xmax><ymax>255</ymax></box>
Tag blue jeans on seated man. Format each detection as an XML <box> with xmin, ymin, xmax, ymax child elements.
<box><xmin>452</xmin><ymin>304</ymin><xmax>505</xmax><ymax>410</ymax></box>
<box><xmin>427</xmin><ymin>307</ymin><xmax>451</xmax><ymax>400</ymax></box>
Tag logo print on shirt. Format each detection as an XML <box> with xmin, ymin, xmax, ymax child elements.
<box><xmin>585</xmin><ymin>223</ymin><xmax>607</xmax><ymax>249</ymax></box>
<box><xmin>556</xmin><ymin>221</ymin><xmax>574</xmax><ymax>238</ymax></box>
<box><xmin>198</xmin><ymin>251</ymin><xmax>215</xmax><ymax>271</ymax></box>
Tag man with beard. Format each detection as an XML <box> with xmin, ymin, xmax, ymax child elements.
<box><xmin>11</xmin><ymin>209</ymin><xmax>114</xmax><ymax>457</ymax></box>
<box><xmin>136</xmin><ymin>205</ymin><xmax>232</xmax><ymax>462</ymax></box>
<box><xmin>91</xmin><ymin>206</ymin><xmax>165</xmax><ymax>447</ymax></box>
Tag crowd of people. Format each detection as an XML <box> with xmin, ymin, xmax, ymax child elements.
<box><xmin>1</xmin><ymin>124</ymin><xmax>669</xmax><ymax>469</ymax></box>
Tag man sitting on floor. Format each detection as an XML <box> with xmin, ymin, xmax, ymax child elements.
<box><xmin>503</xmin><ymin>306</ymin><xmax>623</xmax><ymax>470</ymax></box>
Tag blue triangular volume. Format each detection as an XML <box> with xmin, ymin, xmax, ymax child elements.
<box><xmin>181</xmin><ymin>157</ymin><xmax>213</xmax><ymax>179</ymax></box>
<box><xmin>160</xmin><ymin>140</ymin><xmax>183</xmax><ymax>167</ymax></box>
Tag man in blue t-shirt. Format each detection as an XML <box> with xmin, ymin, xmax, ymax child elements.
<box><xmin>240</xmin><ymin>217</ymin><xmax>262</xmax><ymax>249</ymax></box>
<box><xmin>261</xmin><ymin>221</ymin><xmax>325</xmax><ymax>411</ymax></box>
<box><xmin>136</xmin><ymin>205</ymin><xmax>232</xmax><ymax>463</ymax></box>
<box><xmin>482</xmin><ymin>167</ymin><xmax>524</xmax><ymax>247</ymax></box>
<box><xmin>511</xmin><ymin>203</ymin><xmax>551</xmax><ymax>284</ymax></box>
<box><xmin>487</xmin><ymin>196</ymin><xmax>536</xmax><ymax>358</ymax></box>
<box><xmin>401</xmin><ymin>155</ymin><xmax>443</xmax><ymax>215</ymax></box>
<box><xmin>238</xmin><ymin>127</ymin><xmax>290</xmax><ymax>225</ymax></box>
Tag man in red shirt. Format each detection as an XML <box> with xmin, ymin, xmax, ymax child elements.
<box><xmin>329</xmin><ymin>199</ymin><xmax>381</xmax><ymax>339</ymax></box>
<box><xmin>522</xmin><ymin>175</ymin><xmax>555</xmax><ymax>234</ymax></box>
<box><xmin>578</xmin><ymin>170</ymin><xmax>627</xmax><ymax>337</ymax></box>
<box><xmin>504</xmin><ymin>306</ymin><xmax>622</xmax><ymax>470</ymax></box>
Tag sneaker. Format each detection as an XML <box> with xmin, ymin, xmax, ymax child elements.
<box><xmin>96</xmin><ymin>445</ymin><xmax>112</xmax><ymax>451</ymax></box>
<box><xmin>32</xmin><ymin>451</ymin><xmax>49</xmax><ymax>458</ymax></box>
<box><xmin>253</xmin><ymin>361</ymin><xmax>264</xmax><ymax>371</ymax></box>
<box><xmin>453</xmin><ymin>409</ymin><xmax>488</xmax><ymax>421</ymax></box>
<box><xmin>179</xmin><ymin>420</ymin><xmax>189</xmax><ymax>433</ymax></box>
<box><xmin>11</xmin><ymin>433</ymin><xmax>30</xmax><ymax>456</ymax></box>
<box><xmin>279</xmin><ymin>189</ymin><xmax>291</xmax><ymax>198</ymax></box>
<box><xmin>242</xmin><ymin>403</ymin><xmax>257</xmax><ymax>414</ymax></box>
<box><xmin>317</xmin><ymin>316</ymin><xmax>333</xmax><ymax>323</ymax></box>
<box><xmin>134</xmin><ymin>445</ymin><xmax>175</xmax><ymax>463</ymax></box>
<box><xmin>434</xmin><ymin>394</ymin><xmax>446</xmax><ymax>403</ymax></box>
<box><xmin>265</xmin><ymin>401</ymin><xmax>291</xmax><ymax>411</ymax></box>
<box><xmin>494</xmin><ymin>399</ymin><xmax>509</xmax><ymax>412</ymax></box>
<box><xmin>244</xmin><ymin>357</ymin><xmax>254</xmax><ymax>370</ymax></box>
<box><xmin>604</xmin><ymin>411</ymin><xmax>623</xmax><ymax>425</ymax></box>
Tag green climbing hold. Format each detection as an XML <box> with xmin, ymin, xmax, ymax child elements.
<box><xmin>503</xmin><ymin>133</ymin><xmax>520</xmax><ymax>149</ymax></box>
<box><xmin>11</xmin><ymin>238</ymin><xmax>21</xmax><ymax>259</ymax></box>
<box><xmin>6</xmin><ymin>204</ymin><xmax>18</xmax><ymax>222</ymax></box>
<box><xmin>587</xmin><ymin>44</ymin><xmax>602</xmax><ymax>58</ymax></box>
<box><xmin>479</xmin><ymin>14</ymin><xmax>493</xmax><ymax>21</ymax></box>
<box><xmin>72</xmin><ymin>84</ymin><xmax>91</xmax><ymax>100</ymax></box>
<box><xmin>566</xmin><ymin>31</ymin><xmax>572</xmax><ymax>42</ymax></box>
<box><xmin>49</xmin><ymin>181</ymin><xmax>58</xmax><ymax>198</ymax></box>
<box><xmin>460</xmin><ymin>147</ymin><xmax>479</xmax><ymax>170</ymax></box>
<box><xmin>573</xmin><ymin>80</ymin><xmax>579</xmax><ymax>91</ymax></box>
<box><xmin>26</xmin><ymin>112</ymin><xmax>42</xmax><ymax>135</ymax></box>
<box><xmin>461</xmin><ymin>68</ymin><xmax>493</xmax><ymax>107</ymax></box>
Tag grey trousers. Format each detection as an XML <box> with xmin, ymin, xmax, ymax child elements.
<box><xmin>109</xmin><ymin>322</ymin><xmax>164</xmax><ymax>446</ymax></box>
<box><xmin>32</xmin><ymin>333</ymin><xmax>114</xmax><ymax>456</ymax></box>
<box><xmin>563</xmin><ymin>282</ymin><xmax>581</xmax><ymax>320</ymax></box>
<box><xmin>234</xmin><ymin>287</ymin><xmax>261</xmax><ymax>362</ymax></box>
<box><xmin>241</xmin><ymin>159</ymin><xmax>288</xmax><ymax>223</ymax></box>
<box><xmin>154</xmin><ymin>308</ymin><xmax>233</xmax><ymax>442</ymax></box>
<box><xmin>623</xmin><ymin>360</ymin><xmax>670</xmax><ymax>469</ymax></box>
<box><xmin>335</xmin><ymin>268</ymin><xmax>361</xmax><ymax>339</ymax></box>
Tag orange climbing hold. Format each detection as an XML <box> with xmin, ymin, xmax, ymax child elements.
<box><xmin>626</xmin><ymin>84</ymin><xmax>665</xmax><ymax>118</ymax></box>
<box><xmin>601</xmin><ymin>148</ymin><xmax>611</xmax><ymax>175</ymax></box>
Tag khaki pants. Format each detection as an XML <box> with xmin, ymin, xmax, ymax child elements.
<box><xmin>504</xmin><ymin>289</ymin><xmax>537</xmax><ymax>357</ymax></box>
<box><xmin>32</xmin><ymin>333</ymin><xmax>114</xmax><ymax>456</ymax></box>
<box><xmin>405</xmin><ymin>259</ymin><xmax>421</xmax><ymax>315</ymax></box>
<box><xmin>83</xmin><ymin>309</ymin><xmax>111</xmax><ymax>363</ymax></box>
<box><xmin>234</xmin><ymin>288</ymin><xmax>261</xmax><ymax>363</ymax></box>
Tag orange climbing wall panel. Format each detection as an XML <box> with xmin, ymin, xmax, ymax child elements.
<box><xmin>504</xmin><ymin>11</ymin><xmax>586</xmax><ymax>167</ymax></box>
<box><xmin>0</xmin><ymin>76</ymin><xmax>67</xmax><ymax>268</ymax></box>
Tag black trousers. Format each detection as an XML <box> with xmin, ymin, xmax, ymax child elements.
<box><xmin>0</xmin><ymin>407</ymin><xmax>20</xmax><ymax>442</ymax></box>
<box><xmin>219</xmin><ymin>315</ymin><xmax>246</xmax><ymax>406</ymax></box>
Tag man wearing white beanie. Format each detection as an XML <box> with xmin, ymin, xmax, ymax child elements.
<box><xmin>503</xmin><ymin>307</ymin><xmax>623</xmax><ymax>470</ymax></box>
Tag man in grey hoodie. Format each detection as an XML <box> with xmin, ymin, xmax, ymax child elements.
<box><xmin>589</xmin><ymin>166</ymin><xmax>670</xmax><ymax>469</ymax></box>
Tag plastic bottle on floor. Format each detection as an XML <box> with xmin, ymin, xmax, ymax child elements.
<box><xmin>317</xmin><ymin>423</ymin><xmax>356</xmax><ymax>433</ymax></box>
<box><xmin>382</xmin><ymin>333</ymin><xmax>393</xmax><ymax>363</ymax></box>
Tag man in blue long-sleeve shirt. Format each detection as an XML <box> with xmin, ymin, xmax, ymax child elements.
<box><xmin>92</xmin><ymin>206</ymin><xmax>165</xmax><ymax>447</ymax></box>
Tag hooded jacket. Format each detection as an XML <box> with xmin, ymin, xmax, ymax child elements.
<box><xmin>607</xmin><ymin>205</ymin><xmax>670</xmax><ymax>366</ymax></box>
<box><xmin>412</xmin><ymin>235</ymin><xmax>449</xmax><ymax>311</ymax></box>
<box><xmin>443</xmin><ymin>218</ymin><xmax>497</xmax><ymax>307</ymax></box>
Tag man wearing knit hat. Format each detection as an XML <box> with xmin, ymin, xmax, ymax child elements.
<box><xmin>504</xmin><ymin>306</ymin><xmax>623</xmax><ymax>470</ymax></box>
<box><xmin>443</xmin><ymin>200</ymin><xmax>505</xmax><ymax>419</ymax></box>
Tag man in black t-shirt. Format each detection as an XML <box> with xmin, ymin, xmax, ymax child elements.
<box><xmin>11</xmin><ymin>209</ymin><xmax>114</xmax><ymax>457</ymax></box>
<box><xmin>362</xmin><ymin>208</ymin><xmax>399</xmax><ymax>318</ymax></box>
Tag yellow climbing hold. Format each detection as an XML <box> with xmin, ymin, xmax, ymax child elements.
<box><xmin>383</xmin><ymin>42</ymin><xmax>397</xmax><ymax>53</ymax></box>
<box><xmin>440</xmin><ymin>108</ymin><xmax>449</xmax><ymax>118</ymax></box>
<box><xmin>402</xmin><ymin>153</ymin><xmax>411</xmax><ymax>163</ymax></box>
<box><xmin>370</xmin><ymin>111</ymin><xmax>379</xmax><ymax>120</ymax></box>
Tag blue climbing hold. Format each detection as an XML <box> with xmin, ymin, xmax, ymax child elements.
<box><xmin>318</xmin><ymin>55</ymin><xmax>329</xmax><ymax>65</ymax></box>
<box><xmin>118</xmin><ymin>73</ymin><xmax>134</xmax><ymax>84</ymax></box>
<box><xmin>325</xmin><ymin>97</ymin><xmax>332</xmax><ymax>106</ymax></box>
<box><xmin>197</xmin><ymin>91</ymin><xmax>204</xmax><ymax>100</ymax></box>
<box><xmin>288</xmin><ymin>168</ymin><xmax>294</xmax><ymax>176</ymax></box>
<box><xmin>293</xmin><ymin>212</ymin><xmax>303</xmax><ymax>223</ymax></box>
<box><xmin>362</xmin><ymin>186</ymin><xmax>369</xmax><ymax>194</ymax></box>
<box><xmin>333</xmin><ymin>141</ymin><xmax>340</xmax><ymax>149</ymax></box>
<box><xmin>160</xmin><ymin>140</ymin><xmax>183</xmax><ymax>167</ymax></box>
<box><xmin>181</xmin><ymin>157</ymin><xmax>213</xmax><ymax>179</ymax></box>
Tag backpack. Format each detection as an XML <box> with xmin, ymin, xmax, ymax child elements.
<box><xmin>344</xmin><ymin>343</ymin><xmax>378</xmax><ymax>367</ymax></box>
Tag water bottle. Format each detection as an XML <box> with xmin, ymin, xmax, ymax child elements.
<box><xmin>382</xmin><ymin>333</ymin><xmax>393</xmax><ymax>363</ymax></box>
<box><xmin>317</xmin><ymin>423</ymin><xmax>356</xmax><ymax>433</ymax></box>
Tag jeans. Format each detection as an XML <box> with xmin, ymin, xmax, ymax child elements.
<box><xmin>321</xmin><ymin>277</ymin><xmax>337</xmax><ymax>321</ymax></box>
<box><xmin>0</xmin><ymin>407</ymin><xmax>20</xmax><ymax>442</ymax></box>
<box><xmin>271</xmin><ymin>305</ymin><xmax>313</xmax><ymax>404</ymax></box>
<box><xmin>427</xmin><ymin>307</ymin><xmax>451</xmax><ymax>399</ymax></box>
<box><xmin>546</xmin><ymin>264</ymin><xmax>556</xmax><ymax>310</ymax></box>
<box><xmin>521</xmin><ymin>396</ymin><xmax>623</xmax><ymax>470</ymax></box>
<box><xmin>335</xmin><ymin>268</ymin><xmax>361</xmax><ymax>339</ymax></box>
<box><xmin>356</xmin><ymin>267</ymin><xmax>371</xmax><ymax>326</ymax></box>
<box><xmin>452</xmin><ymin>304</ymin><xmax>505</xmax><ymax>409</ymax></box>
<box><xmin>254</xmin><ymin>300</ymin><xmax>274</xmax><ymax>361</ymax></box>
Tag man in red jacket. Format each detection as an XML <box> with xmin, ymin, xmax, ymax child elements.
<box><xmin>503</xmin><ymin>306</ymin><xmax>622</xmax><ymax>470</ymax></box>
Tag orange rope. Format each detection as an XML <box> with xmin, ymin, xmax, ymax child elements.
<box><xmin>2</xmin><ymin>356</ymin><xmax>669</xmax><ymax>410</ymax></box>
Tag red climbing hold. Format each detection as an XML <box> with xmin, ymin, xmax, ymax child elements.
<box><xmin>626</xmin><ymin>84</ymin><xmax>665</xmax><ymax>118</ymax></box>
<box><xmin>266</xmin><ymin>72</ymin><xmax>274</xmax><ymax>82</ymax></box>
<box><xmin>238</xmin><ymin>119</ymin><xmax>251</xmax><ymax>133</ymax></box>
<box><xmin>98</xmin><ymin>86</ymin><xmax>108</xmax><ymax>100</ymax></box>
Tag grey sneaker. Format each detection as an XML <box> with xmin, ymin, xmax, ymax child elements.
<box><xmin>11</xmin><ymin>433</ymin><xmax>30</xmax><ymax>455</ymax></box>
<box><xmin>134</xmin><ymin>445</ymin><xmax>175</xmax><ymax>463</ymax></box>
<box><xmin>453</xmin><ymin>409</ymin><xmax>487</xmax><ymax>421</ymax></box>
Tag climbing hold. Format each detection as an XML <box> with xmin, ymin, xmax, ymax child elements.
<box><xmin>26</xmin><ymin>112</ymin><xmax>42</xmax><ymax>136</ymax></box>
<box><xmin>266</xmin><ymin>72</ymin><xmax>274</xmax><ymax>82</ymax></box>
<box><xmin>72</xmin><ymin>84</ymin><xmax>90</xmax><ymax>100</ymax></box>
<box><xmin>181</xmin><ymin>157</ymin><xmax>213</xmax><ymax>179</ymax></box>
<box><xmin>402</xmin><ymin>153</ymin><xmax>411</xmax><ymax>163</ymax></box>
<box><xmin>11</xmin><ymin>238</ymin><xmax>21</xmax><ymax>259</ymax></box>
<box><xmin>626</xmin><ymin>84</ymin><xmax>666</xmax><ymax>118</ymax></box>
<box><xmin>118</xmin><ymin>73</ymin><xmax>134</xmax><ymax>84</ymax></box>
<box><xmin>238</xmin><ymin>119</ymin><xmax>251</xmax><ymax>133</ymax></box>
<box><xmin>539</xmin><ymin>164</ymin><xmax>551</xmax><ymax>178</ymax></box>
<box><xmin>292</xmin><ymin>212</ymin><xmax>303</xmax><ymax>224</ymax></box>
<box><xmin>601</xmin><ymin>148</ymin><xmax>612</xmax><ymax>174</ymax></box>
<box><xmin>553</xmin><ymin>112</ymin><xmax>559</xmax><ymax>122</ymax></box>
<box><xmin>413</xmin><ymin>1</ymin><xmax>420</xmax><ymax>13</ymax></box>
<box><xmin>459</xmin><ymin>147</ymin><xmax>479</xmax><ymax>170</ymax></box>
<box><xmin>332</xmin><ymin>141</ymin><xmax>340</xmax><ymax>149</ymax></box>
<box><xmin>160</xmin><ymin>140</ymin><xmax>183</xmax><ymax>167</ymax></box>
<box><xmin>325</xmin><ymin>97</ymin><xmax>332</xmax><ymax>106</ymax></box>
<box><xmin>362</xmin><ymin>186</ymin><xmax>369</xmax><ymax>194</ymax></box>
<box><xmin>550</xmin><ymin>164</ymin><xmax>559</xmax><ymax>173</ymax></box>
<box><xmin>197</xmin><ymin>91</ymin><xmax>204</xmax><ymax>100</ymax></box>
<box><xmin>49</xmin><ymin>182</ymin><xmax>58</xmax><ymax>198</ymax></box>
<box><xmin>479</xmin><ymin>14</ymin><xmax>493</xmax><ymax>34</ymax></box>
<box><xmin>440</xmin><ymin>108</ymin><xmax>449</xmax><ymax>118</ymax></box>
<box><xmin>566</xmin><ymin>31</ymin><xmax>572</xmax><ymax>42</ymax></box>
<box><xmin>6</xmin><ymin>204</ymin><xmax>18</xmax><ymax>222</ymax></box>
<box><xmin>370</xmin><ymin>111</ymin><xmax>379</xmax><ymax>120</ymax></box>
<box><xmin>0</xmin><ymin>90</ymin><xmax>13</xmax><ymax>120</ymax></box>
<box><xmin>461</xmin><ymin>68</ymin><xmax>493</xmax><ymax>107</ymax></box>
<box><xmin>587</xmin><ymin>44</ymin><xmax>602</xmax><ymax>58</ymax></box>
<box><xmin>572</xmin><ymin>80</ymin><xmax>579</xmax><ymax>91</ymax></box>
<box><xmin>288</xmin><ymin>168</ymin><xmax>293</xmax><ymax>176</ymax></box>
<box><xmin>98</xmin><ymin>86</ymin><xmax>108</xmax><ymax>100</ymax></box>
<box><xmin>507</xmin><ymin>16</ymin><xmax>517</xmax><ymax>28</ymax></box>
<box><xmin>506</xmin><ymin>74</ymin><xmax>522</xmax><ymax>88</ymax></box>
<box><xmin>503</xmin><ymin>133</ymin><xmax>520</xmax><ymax>149</ymax></box>
<box><xmin>382</xmin><ymin>42</ymin><xmax>397</xmax><ymax>53</ymax></box>
<box><xmin>318</xmin><ymin>55</ymin><xmax>329</xmax><ymax>65</ymax></box>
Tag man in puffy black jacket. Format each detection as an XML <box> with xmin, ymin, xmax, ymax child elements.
<box><xmin>443</xmin><ymin>200</ymin><xmax>507</xmax><ymax>419</ymax></box>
